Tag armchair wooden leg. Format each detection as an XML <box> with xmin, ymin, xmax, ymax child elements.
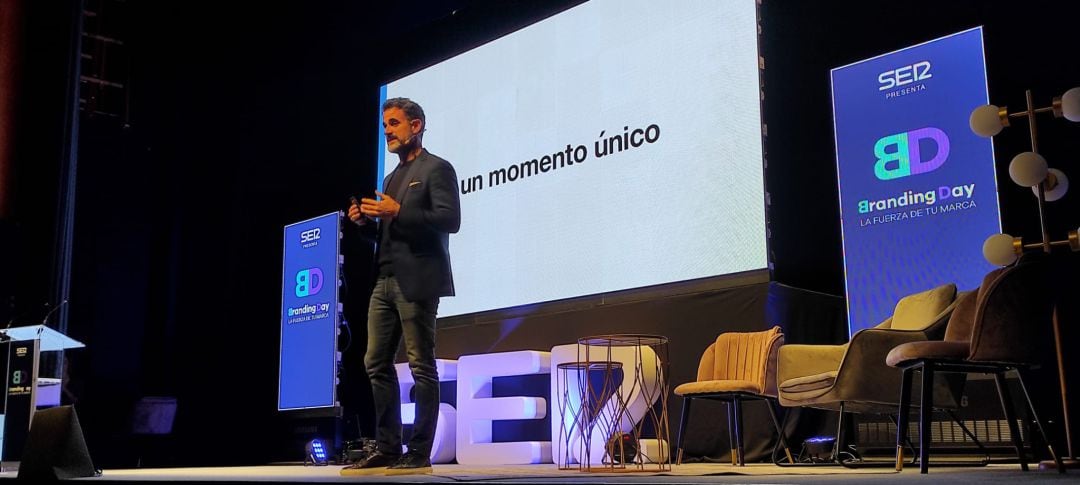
<box><xmin>896</xmin><ymin>366</ymin><xmax>914</xmax><ymax>471</ymax></box>
<box><xmin>1015</xmin><ymin>369</ymin><xmax>1065</xmax><ymax>473</ymax></box>
<box><xmin>676</xmin><ymin>396</ymin><xmax>692</xmax><ymax>465</ymax></box>
<box><xmin>889</xmin><ymin>414</ymin><xmax>919</xmax><ymax>465</ymax></box>
<box><xmin>919</xmin><ymin>365</ymin><xmax>934</xmax><ymax>474</ymax></box>
<box><xmin>994</xmin><ymin>371</ymin><xmax>1029</xmax><ymax>471</ymax></box>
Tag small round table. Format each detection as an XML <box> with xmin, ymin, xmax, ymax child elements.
<box><xmin>574</xmin><ymin>334</ymin><xmax>672</xmax><ymax>472</ymax></box>
<box><xmin>554</xmin><ymin>361</ymin><xmax>624</xmax><ymax>470</ymax></box>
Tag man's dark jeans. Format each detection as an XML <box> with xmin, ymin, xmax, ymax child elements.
<box><xmin>365</xmin><ymin>276</ymin><xmax>440</xmax><ymax>457</ymax></box>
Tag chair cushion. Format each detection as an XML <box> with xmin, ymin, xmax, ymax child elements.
<box><xmin>886</xmin><ymin>340</ymin><xmax>970</xmax><ymax>367</ymax></box>
<box><xmin>777</xmin><ymin>371</ymin><xmax>838</xmax><ymax>401</ymax></box>
<box><xmin>890</xmin><ymin>283</ymin><xmax>957</xmax><ymax>331</ymax></box>
<box><xmin>674</xmin><ymin>380</ymin><xmax>759</xmax><ymax>396</ymax></box>
<box><xmin>776</xmin><ymin>343</ymin><xmax>847</xmax><ymax>385</ymax></box>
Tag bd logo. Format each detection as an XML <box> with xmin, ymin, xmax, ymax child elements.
<box><xmin>873</xmin><ymin>127</ymin><xmax>950</xmax><ymax>180</ymax></box>
<box><xmin>295</xmin><ymin>268</ymin><xmax>324</xmax><ymax>297</ymax></box>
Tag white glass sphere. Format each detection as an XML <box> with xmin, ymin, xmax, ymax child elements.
<box><xmin>1009</xmin><ymin>152</ymin><xmax>1049</xmax><ymax>187</ymax></box>
<box><xmin>1033</xmin><ymin>168</ymin><xmax>1069</xmax><ymax>202</ymax></box>
<box><xmin>970</xmin><ymin>104</ymin><xmax>1004</xmax><ymax>137</ymax></box>
<box><xmin>1062</xmin><ymin>87</ymin><xmax>1080</xmax><ymax>122</ymax></box>
<box><xmin>983</xmin><ymin>233</ymin><xmax>1018</xmax><ymax>266</ymax></box>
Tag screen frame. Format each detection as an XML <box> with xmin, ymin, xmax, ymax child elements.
<box><xmin>374</xmin><ymin>0</ymin><xmax>770</xmax><ymax>321</ymax></box>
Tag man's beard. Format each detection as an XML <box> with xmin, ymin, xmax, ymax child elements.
<box><xmin>387</xmin><ymin>136</ymin><xmax>417</xmax><ymax>154</ymax></box>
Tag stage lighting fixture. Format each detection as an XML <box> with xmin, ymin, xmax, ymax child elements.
<box><xmin>802</xmin><ymin>436</ymin><xmax>835</xmax><ymax>461</ymax></box>
<box><xmin>305</xmin><ymin>439</ymin><xmax>329</xmax><ymax>466</ymax></box>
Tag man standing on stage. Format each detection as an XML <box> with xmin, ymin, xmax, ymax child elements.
<box><xmin>342</xmin><ymin>97</ymin><xmax>461</xmax><ymax>476</ymax></box>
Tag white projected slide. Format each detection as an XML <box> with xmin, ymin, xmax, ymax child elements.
<box><xmin>380</xmin><ymin>0</ymin><xmax>766</xmax><ymax>317</ymax></box>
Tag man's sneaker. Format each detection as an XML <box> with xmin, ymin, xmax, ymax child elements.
<box><xmin>339</xmin><ymin>451</ymin><xmax>401</xmax><ymax>476</ymax></box>
<box><xmin>384</xmin><ymin>450</ymin><xmax>432</xmax><ymax>476</ymax></box>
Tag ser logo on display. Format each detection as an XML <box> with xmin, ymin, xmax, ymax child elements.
<box><xmin>878</xmin><ymin>61</ymin><xmax>932</xmax><ymax>91</ymax></box>
<box><xmin>873</xmin><ymin>127</ymin><xmax>950</xmax><ymax>180</ymax></box>
<box><xmin>300</xmin><ymin>228</ymin><xmax>321</xmax><ymax>248</ymax></box>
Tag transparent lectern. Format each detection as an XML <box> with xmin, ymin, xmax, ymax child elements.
<box><xmin>0</xmin><ymin>325</ymin><xmax>85</xmax><ymax>470</ymax></box>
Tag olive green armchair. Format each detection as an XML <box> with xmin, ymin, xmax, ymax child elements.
<box><xmin>776</xmin><ymin>283</ymin><xmax>967</xmax><ymax>415</ymax></box>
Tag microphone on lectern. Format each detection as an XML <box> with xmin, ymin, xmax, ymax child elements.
<box><xmin>41</xmin><ymin>299</ymin><xmax>69</xmax><ymax>326</ymax></box>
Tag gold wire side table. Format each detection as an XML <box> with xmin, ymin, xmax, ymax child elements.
<box><xmin>574</xmin><ymin>334</ymin><xmax>672</xmax><ymax>472</ymax></box>
<box><xmin>554</xmin><ymin>361</ymin><xmax>623</xmax><ymax>470</ymax></box>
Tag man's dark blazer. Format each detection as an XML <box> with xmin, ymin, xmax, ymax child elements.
<box><xmin>366</xmin><ymin>148</ymin><xmax>461</xmax><ymax>302</ymax></box>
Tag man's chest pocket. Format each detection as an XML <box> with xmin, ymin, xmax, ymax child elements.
<box><xmin>402</xmin><ymin>181</ymin><xmax>428</xmax><ymax>204</ymax></box>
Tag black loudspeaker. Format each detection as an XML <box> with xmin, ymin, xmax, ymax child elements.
<box><xmin>17</xmin><ymin>405</ymin><xmax>96</xmax><ymax>480</ymax></box>
<box><xmin>606</xmin><ymin>432</ymin><xmax>639</xmax><ymax>464</ymax></box>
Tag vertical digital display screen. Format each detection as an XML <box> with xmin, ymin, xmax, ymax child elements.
<box><xmin>278</xmin><ymin>212</ymin><xmax>340</xmax><ymax>411</ymax></box>
<box><xmin>831</xmin><ymin>27</ymin><xmax>1001</xmax><ymax>335</ymax></box>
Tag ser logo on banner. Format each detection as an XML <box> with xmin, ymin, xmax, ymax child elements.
<box><xmin>878</xmin><ymin>61</ymin><xmax>932</xmax><ymax>91</ymax></box>
<box><xmin>873</xmin><ymin>127</ymin><xmax>950</xmax><ymax>180</ymax></box>
<box><xmin>295</xmin><ymin>268</ymin><xmax>324</xmax><ymax>297</ymax></box>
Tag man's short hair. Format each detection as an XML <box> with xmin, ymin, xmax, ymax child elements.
<box><xmin>382</xmin><ymin>97</ymin><xmax>426</xmax><ymax>129</ymax></box>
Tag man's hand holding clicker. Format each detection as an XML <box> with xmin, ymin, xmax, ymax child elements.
<box><xmin>360</xmin><ymin>191</ymin><xmax>401</xmax><ymax>220</ymax></box>
<box><xmin>347</xmin><ymin>201</ymin><xmax>367</xmax><ymax>225</ymax></box>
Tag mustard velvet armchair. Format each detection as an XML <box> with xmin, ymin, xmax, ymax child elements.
<box><xmin>887</xmin><ymin>259</ymin><xmax>1065</xmax><ymax>474</ymax></box>
<box><xmin>673</xmin><ymin>326</ymin><xmax>793</xmax><ymax>465</ymax></box>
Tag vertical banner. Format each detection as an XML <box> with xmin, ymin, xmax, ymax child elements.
<box><xmin>2</xmin><ymin>340</ymin><xmax>38</xmax><ymax>463</ymax></box>
<box><xmin>278</xmin><ymin>212</ymin><xmax>342</xmax><ymax>411</ymax></box>
<box><xmin>831</xmin><ymin>27</ymin><xmax>1000</xmax><ymax>335</ymax></box>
